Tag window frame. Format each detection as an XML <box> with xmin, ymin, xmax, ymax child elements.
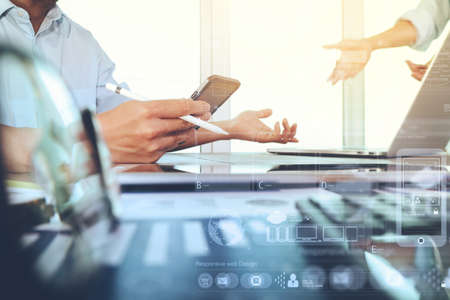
<box><xmin>201</xmin><ymin>0</ymin><xmax>365</xmax><ymax>153</ymax></box>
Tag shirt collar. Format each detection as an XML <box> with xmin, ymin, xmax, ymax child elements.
<box><xmin>0</xmin><ymin>1</ymin><xmax>63</xmax><ymax>22</ymax></box>
<box><xmin>46</xmin><ymin>5</ymin><xmax>63</xmax><ymax>23</ymax></box>
<box><xmin>0</xmin><ymin>0</ymin><xmax>14</xmax><ymax>16</ymax></box>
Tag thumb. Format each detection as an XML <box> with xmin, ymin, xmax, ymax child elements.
<box><xmin>323</xmin><ymin>40</ymin><xmax>354</xmax><ymax>50</ymax></box>
<box><xmin>406</xmin><ymin>60</ymin><xmax>418</xmax><ymax>73</ymax></box>
<box><xmin>406</xmin><ymin>60</ymin><xmax>421</xmax><ymax>71</ymax></box>
<box><xmin>256</xmin><ymin>109</ymin><xmax>273</xmax><ymax>119</ymax></box>
<box><xmin>323</xmin><ymin>42</ymin><xmax>342</xmax><ymax>50</ymax></box>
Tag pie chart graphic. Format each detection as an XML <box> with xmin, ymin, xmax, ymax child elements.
<box><xmin>208</xmin><ymin>213</ymin><xmax>245</xmax><ymax>247</ymax></box>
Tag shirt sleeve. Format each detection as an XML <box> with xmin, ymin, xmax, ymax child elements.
<box><xmin>400</xmin><ymin>0</ymin><xmax>450</xmax><ymax>51</ymax></box>
<box><xmin>94</xmin><ymin>40</ymin><xmax>129</xmax><ymax>113</ymax></box>
<box><xmin>0</xmin><ymin>59</ymin><xmax>40</xmax><ymax>128</ymax></box>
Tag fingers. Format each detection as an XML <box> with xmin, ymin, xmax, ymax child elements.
<box><xmin>325</xmin><ymin>40</ymin><xmax>371</xmax><ymax>85</ymax></box>
<box><xmin>406</xmin><ymin>61</ymin><xmax>427</xmax><ymax>81</ymax></box>
<box><xmin>146</xmin><ymin>110</ymin><xmax>208</xmax><ymax>139</ymax></box>
<box><xmin>406</xmin><ymin>60</ymin><xmax>417</xmax><ymax>71</ymax></box>
<box><xmin>323</xmin><ymin>43</ymin><xmax>340</xmax><ymax>50</ymax></box>
<box><xmin>146</xmin><ymin>135</ymin><xmax>177</xmax><ymax>153</ymax></box>
<box><xmin>194</xmin><ymin>112</ymin><xmax>212</xmax><ymax>121</ymax></box>
<box><xmin>328</xmin><ymin>67</ymin><xmax>346</xmax><ymax>85</ymax></box>
<box><xmin>328</xmin><ymin>65</ymin><xmax>348</xmax><ymax>85</ymax></box>
<box><xmin>282</xmin><ymin>118</ymin><xmax>290</xmax><ymax>132</ymax></box>
<box><xmin>147</xmin><ymin>100</ymin><xmax>210</xmax><ymax>118</ymax></box>
<box><xmin>327</xmin><ymin>70</ymin><xmax>338</xmax><ymax>85</ymax></box>
<box><xmin>149</xmin><ymin>129</ymin><xmax>195</xmax><ymax>152</ymax></box>
<box><xmin>323</xmin><ymin>41</ymin><xmax>351</xmax><ymax>50</ymax></box>
<box><xmin>329</xmin><ymin>60</ymin><xmax>367</xmax><ymax>84</ymax></box>
<box><xmin>274</xmin><ymin>121</ymin><xmax>281</xmax><ymax>136</ymax></box>
<box><xmin>281</xmin><ymin>118</ymin><xmax>290</xmax><ymax>143</ymax></box>
<box><xmin>279</xmin><ymin>119</ymin><xmax>298</xmax><ymax>143</ymax></box>
<box><xmin>145</xmin><ymin>118</ymin><xmax>195</xmax><ymax>138</ymax></box>
<box><xmin>248</xmin><ymin>120</ymin><xmax>280</xmax><ymax>143</ymax></box>
<box><xmin>411</xmin><ymin>72</ymin><xmax>425</xmax><ymax>81</ymax></box>
<box><xmin>288</xmin><ymin>123</ymin><xmax>298</xmax><ymax>142</ymax></box>
<box><xmin>256</xmin><ymin>109</ymin><xmax>273</xmax><ymax>119</ymax></box>
<box><xmin>406</xmin><ymin>60</ymin><xmax>427</xmax><ymax>72</ymax></box>
<box><xmin>254</xmin><ymin>119</ymin><xmax>299</xmax><ymax>144</ymax></box>
<box><xmin>323</xmin><ymin>40</ymin><xmax>363</xmax><ymax>51</ymax></box>
<box><xmin>169</xmin><ymin>129</ymin><xmax>195</xmax><ymax>149</ymax></box>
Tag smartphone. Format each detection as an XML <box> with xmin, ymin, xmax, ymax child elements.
<box><xmin>396</xmin><ymin>149</ymin><xmax>447</xmax><ymax>247</ymax></box>
<box><xmin>191</xmin><ymin>75</ymin><xmax>241</xmax><ymax>114</ymax></box>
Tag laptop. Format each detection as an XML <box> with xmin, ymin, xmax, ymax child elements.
<box><xmin>269</xmin><ymin>32</ymin><xmax>450</xmax><ymax>159</ymax></box>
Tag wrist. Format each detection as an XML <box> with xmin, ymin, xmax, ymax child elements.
<box><xmin>362</xmin><ymin>37</ymin><xmax>377</xmax><ymax>52</ymax></box>
<box><xmin>214</xmin><ymin>120</ymin><xmax>235</xmax><ymax>140</ymax></box>
<box><xmin>96</xmin><ymin>112</ymin><xmax>116</xmax><ymax>155</ymax></box>
<box><xmin>96</xmin><ymin>112</ymin><xmax>110</xmax><ymax>140</ymax></box>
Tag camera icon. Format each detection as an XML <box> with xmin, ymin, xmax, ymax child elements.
<box><xmin>249</xmin><ymin>274</ymin><xmax>263</xmax><ymax>287</ymax></box>
<box><xmin>241</xmin><ymin>273</ymin><xmax>272</xmax><ymax>289</ymax></box>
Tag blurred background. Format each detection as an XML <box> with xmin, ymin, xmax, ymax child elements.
<box><xmin>60</xmin><ymin>0</ymin><xmax>449</xmax><ymax>152</ymax></box>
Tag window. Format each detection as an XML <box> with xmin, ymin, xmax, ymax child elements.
<box><xmin>229</xmin><ymin>0</ymin><xmax>343</xmax><ymax>152</ymax></box>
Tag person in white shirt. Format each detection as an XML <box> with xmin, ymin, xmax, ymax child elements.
<box><xmin>325</xmin><ymin>0</ymin><xmax>450</xmax><ymax>84</ymax></box>
<box><xmin>0</xmin><ymin>0</ymin><xmax>298</xmax><ymax>171</ymax></box>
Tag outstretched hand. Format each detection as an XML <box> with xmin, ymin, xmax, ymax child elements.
<box><xmin>227</xmin><ymin>109</ymin><xmax>298</xmax><ymax>144</ymax></box>
<box><xmin>324</xmin><ymin>39</ymin><xmax>373</xmax><ymax>85</ymax></box>
<box><xmin>406</xmin><ymin>59</ymin><xmax>431</xmax><ymax>81</ymax></box>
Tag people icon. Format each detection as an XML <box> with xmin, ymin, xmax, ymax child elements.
<box><xmin>287</xmin><ymin>273</ymin><xmax>299</xmax><ymax>288</ymax></box>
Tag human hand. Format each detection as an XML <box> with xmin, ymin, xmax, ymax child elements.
<box><xmin>97</xmin><ymin>99</ymin><xmax>210</xmax><ymax>163</ymax></box>
<box><xmin>406</xmin><ymin>59</ymin><xmax>431</xmax><ymax>81</ymax></box>
<box><xmin>226</xmin><ymin>109</ymin><xmax>298</xmax><ymax>143</ymax></box>
<box><xmin>324</xmin><ymin>39</ymin><xmax>373</xmax><ymax>85</ymax></box>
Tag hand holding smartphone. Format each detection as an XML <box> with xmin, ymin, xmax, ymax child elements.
<box><xmin>191</xmin><ymin>75</ymin><xmax>241</xmax><ymax>114</ymax></box>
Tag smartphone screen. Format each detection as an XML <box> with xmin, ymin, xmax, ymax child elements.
<box><xmin>397</xmin><ymin>155</ymin><xmax>447</xmax><ymax>246</ymax></box>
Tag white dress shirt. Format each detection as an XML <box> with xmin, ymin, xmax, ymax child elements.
<box><xmin>401</xmin><ymin>0</ymin><xmax>450</xmax><ymax>51</ymax></box>
<box><xmin>0</xmin><ymin>0</ymin><xmax>127</xmax><ymax>127</ymax></box>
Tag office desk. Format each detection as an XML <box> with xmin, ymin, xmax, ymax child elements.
<box><xmin>118</xmin><ymin>152</ymin><xmax>448</xmax><ymax>194</ymax></box>
<box><xmin>15</xmin><ymin>152</ymin><xmax>450</xmax><ymax>300</ymax></box>
<box><xmin>22</xmin><ymin>187</ymin><xmax>450</xmax><ymax>300</ymax></box>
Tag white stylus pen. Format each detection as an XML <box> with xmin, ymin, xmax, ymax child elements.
<box><xmin>104</xmin><ymin>83</ymin><xmax>229</xmax><ymax>135</ymax></box>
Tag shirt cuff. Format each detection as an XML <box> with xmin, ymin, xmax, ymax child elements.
<box><xmin>96</xmin><ymin>81</ymin><xmax>130</xmax><ymax>113</ymax></box>
<box><xmin>400</xmin><ymin>9</ymin><xmax>436</xmax><ymax>51</ymax></box>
